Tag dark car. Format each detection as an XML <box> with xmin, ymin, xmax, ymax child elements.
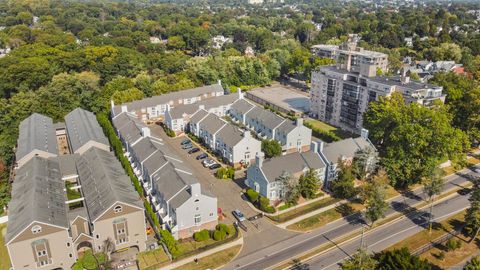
<box><xmin>196</xmin><ymin>153</ymin><xmax>208</xmax><ymax>160</ymax></box>
<box><xmin>181</xmin><ymin>143</ymin><xmax>193</xmax><ymax>149</ymax></box>
<box><xmin>209</xmin><ymin>163</ymin><xmax>221</xmax><ymax>170</ymax></box>
<box><xmin>188</xmin><ymin>148</ymin><xmax>200</xmax><ymax>154</ymax></box>
<box><xmin>180</xmin><ymin>139</ymin><xmax>190</xmax><ymax>145</ymax></box>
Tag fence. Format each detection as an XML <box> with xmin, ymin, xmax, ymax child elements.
<box><xmin>411</xmin><ymin>228</ymin><xmax>463</xmax><ymax>256</ymax></box>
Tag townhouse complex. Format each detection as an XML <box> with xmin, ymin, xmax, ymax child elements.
<box><xmin>112</xmin><ymin>82</ymin><xmax>225</xmax><ymax>121</ymax></box>
<box><xmin>311</xmin><ymin>34</ymin><xmax>389</xmax><ymax>73</ymax></box>
<box><xmin>112</xmin><ymin>111</ymin><xmax>218</xmax><ymax>239</ymax></box>
<box><xmin>310</xmin><ymin>55</ymin><xmax>445</xmax><ymax>133</ymax></box>
<box><xmin>6</xmin><ymin>109</ymin><xmax>147</xmax><ymax>270</ymax></box>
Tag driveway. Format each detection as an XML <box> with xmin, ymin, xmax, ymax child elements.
<box><xmin>110</xmin><ymin>247</ymin><xmax>139</xmax><ymax>270</ymax></box>
<box><xmin>149</xmin><ymin>125</ymin><xmax>298</xmax><ymax>254</ymax></box>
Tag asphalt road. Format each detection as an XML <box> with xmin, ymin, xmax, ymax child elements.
<box><xmin>222</xmin><ymin>166</ymin><xmax>479</xmax><ymax>270</ymax></box>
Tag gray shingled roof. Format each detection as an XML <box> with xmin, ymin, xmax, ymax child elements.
<box><xmin>260</xmin><ymin>151</ymin><xmax>325</xmax><ymax>183</ymax></box>
<box><xmin>246</xmin><ymin>106</ymin><xmax>285</xmax><ymax>130</ymax></box>
<box><xmin>231</xmin><ymin>99</ymin><xmax>255</xmax><ymax>115</ymax></box>
<box><xmin>113</xmin><ymin>84</ymin><xmax>224</xmax><ymax>115</ymax></box>
<box><xmin>112</xmin><ymin>112</ymin><xmax>145</xmax><ymax>145</ymax></box>
<box><xmin>151</xmin><ymin>162</ymin><xmax>196</xmax><ymax>201</ymax></box>
<box><xmin>276</xmin><ymin>120</ymin><xmax>297</xmax><ymax>134</ymax></box>
<box><xmin>168</xmin><ymin>93</ymin><xmax>239</xmax><ymax>119</ymax></box>
<box><xmin>216</xmin><ymin>124</ymin><xmax>245</xmax><ymax>148</ymax></box>
<box><xmin>322</xmin><ymin>137</ymin><xmax>373</xmax><ymax>164</ymax></box>
<box><xmin>6</xmin><ymin>157</ymin><xmax>68</xmax><ymax>243</ymax></box>
<box><xmin>55</xmin><ymin>154</ymin><xmax>79</xmax><ymax>178</ymax></box>
<box><xmin>131</xmin><ymin>137</ymin><xmax>164</xmax><ymax>164</ymax></box>
<box><xmin>77</xmin><ymin>147</ymin><xmax>142</xmax><ymax>221</ymax></box>
<box><xmin>189</xmin><ymin>109</ymin><xmax>209</xmax><ymax>126</ymax></box>
<box><xmin>65</xmin><ymin>108</ymin><xmax>109</xmax><ymax>153</ymax></box>
<box><xmin>168</xmin><ymin>104</ymin><xmax>200</xmax><ymax>119</ymax></box>
<box><xmin>16</xmin><ymin>113</ymin><xmax>58</xmax><ymax>162</ymax></box>
<box><xmin>199</xmin><ymin>113</ymin><xmax>227</xmax><ymax>135</ymax></box>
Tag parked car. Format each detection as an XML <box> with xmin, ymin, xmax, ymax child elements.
<box><xmin>209</xmin><ymin>163</ymin><xmax>221</xmax><ymax>170</ymax></box>
<box><xmin>202</xmin><ymin>159</ymin><xmax>215</xmax><ymax>168</ymax></box>
<box><xmin>182</xmin><ymin>143</ymin><xmax>193</xmax><ymax>150</ymax></box>
<box><xmin>232</xmin><ymin>209</ymin><xmax>246</xmax><ymax>222</ymax></box>
<box><xmin>196</xmin><ymin>153</ymin><xmax>208</xmax><ymax>160</ymax></box>
<box><xmin>180</xmin><ymin>139</ymin><xmax>190</xmax><ymax>145</ymax></box>
<box><xmin>188</xmin><ymin>148</ymin><xmax>200</xmax><ymax>154</ymax></box>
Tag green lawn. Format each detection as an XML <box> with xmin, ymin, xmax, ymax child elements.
<box><xmin>304</xmin><ymin>119</ymin><xmax>337</xmax><ymax>132</ymax></box>
<box><xmin>0</xmin><ymin>223</ymin><xmax>9</xmax><ymax>270</ymax></box>
<box><xmin>172</xmin><ymin>245</ymin><xmax>241</xmax><ymax>270</ymax></box>
<box><xmin>304</xmin><ymin>119</ymin><xmax>353</xmax><ymax>141</ymax></box>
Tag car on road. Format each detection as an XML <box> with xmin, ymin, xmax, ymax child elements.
<box><xmin>181</xmin><ymin>143</ymin><xmax>193</xmax><ymax>149</ymax></box>
<box><xmin>209</xmin><ymin>163</ymin><xmax>221</xmax><ymax>170</ymax></box>
<box><xmin>180</xmin><ymin>139</ymin><xmax>191</xmax><ymax>145</ymax></box>
<box><xmin>196</xmin><ymin>153</ymin><xmax>208</xmax><ymax>160</ymax></box>
<box><xmin>202</xmin><ymin>159</ymin><xmax>215</xmax><ymax>168</ymax></box>
<box><xmin>188</xmin><ymin>148</ymin><xmax>200</xmax><ymax>154</ymax></box>
<box><xmin>232</xmin><ymin>209</ymin><xmax>246</xmax><ymax>222</ymax></box>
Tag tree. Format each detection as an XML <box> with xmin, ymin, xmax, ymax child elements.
<box><xmin>261</xmin><ymin>139</ymin><xmax>282</xmax><ymax>158</ymax></box>
<box><xmin>277</xmin><ymin>171</ymin><xmax>299</xmax><ymax>205</ymax></box>
<box><xmin>330</xmin><ymin>160</ymin><xmax>357</xmax><ymax>199</ymax></box>
<box><xmin>422</xmin><ymin>168</ymin><xmax>444</xmax><ymax>233</ymax></box>
<box><xmin>341</xmin><ymin>248</ymin><xmax>378</xmax><ymax>270</ymax></box>
<box><xmin>376</xmin><ymin>248</ymin><xmax>433</xmax><ymax>270</ymax></box>
<box><xmin>465</xmin><ymin>178</ymin><xmax>480</xmax><ymax>242</ymax></box>
<box><xmin>298</xmin><ymin>169</ymin><xmax>320</xmax><ymax>199</ymax></box>
<box><xmin>362</xmin><ymin>169</ymin><xmax>389</xmax><ymax>226</ymax></box>
<box><xmin>464</xmin><ymin>256</ymin><xmax>480</xmax><ymax>270</ymax></box>
<box><xmin>363</xmin><ymin>93</ymin><xmax>469</xmax><ymax>188</ymax></box>
<box><xmin>111</xmin><ymin>88</ymin><xmax>144</xmax><ymax>104</ymax></box>
<box><xmin>352</xmin><ymin>147</ymin><xmax>379</xmax><ymax>180</ymax></box>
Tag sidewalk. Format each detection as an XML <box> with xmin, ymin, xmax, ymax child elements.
<box><xmin>160</xmin><ymin>237</ymin><xmax>243</xmax><ymax>270</ymax></box>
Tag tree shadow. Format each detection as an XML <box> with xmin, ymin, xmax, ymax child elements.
<box><xmin>402</xmin><ymin>190</ymin><xmax>423</xmax><ymax>202</ymax></box>
<box><xmin>291</xmin><ymin>258</ymin><xmax>310</xmax><ymax>270</ymax></box>
<box><xmin>335</xmin><ymin>204</ymin><xmax>365</xmax><ymax>225</ymax></box>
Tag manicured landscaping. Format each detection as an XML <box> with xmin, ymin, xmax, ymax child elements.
<box><xmin>268</xmin><ymin>196</ymin><xmax>341</xmax><ymax>223</ymax></box>
<box><xmin>0</xmin><ymin>223</ymin><xmax>9</xmax><ymax>270</ymax></box>
<box><xmin>172</xmin><ymin>245</ymin><xmax>242</xmax><ymax>270</ymax></box>
<box><xmin>137</xmin><ymin>247</ymin><xmax>170</xmax><ymax>270</ymax></box>
<box><xmin>72</xmin><ymin>250</ymin><xmax>107</xmax><ymax>270</ymax></box>
<box><xmin>304</xmin><ymin>119</ymin><xmax>352</xmax><ymax>142</ymax></box>
<box><xmin>65</xmin><ymin>181</ymin><xmax>83</xmax><ymax>209</ymax></box>
<box><xmin>178</xmin><ymin>224</ymin><xmax>236</xmax><ymax>255</ymax></box>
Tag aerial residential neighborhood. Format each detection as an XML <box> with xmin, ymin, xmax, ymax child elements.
<box><xmin>1</xmin><ymin>1</ymin><xmax>480</xmax><ymax>270</ymax></box>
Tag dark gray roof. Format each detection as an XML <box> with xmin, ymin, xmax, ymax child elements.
<box><xmin>260</xmin><ymin>151</ymin><xmax>325</xmax><ymax>182</ymax></box>
<box><xmin>216</xmin><ymin>124</ymin><xmax>245</xmax><ymax>148</ymax></box>
<box><xmin>168</xmin><ymin>104</ymin><xmax>200</xmax><ymax>119</ymax></box>
<box><xmin>131</xmin><ymin>137</ymin><xmax>164</xmax><ymax>164</ymax></box>
<box><xmin>231</xmin><ymin>99</ymin><xmax>255</xmax><ymax>115</ymax></box>
<box><xmin>246</xmin><ymin>106</ymin><xmax>285</xmax><ymax>130</ymax></box>
<box><xmin>77</xmin><ymin>147</ymin><xmax>142</xmax><ymax>221</ymax></box>
<box><xmin>6</xmin><ymin>157</ymin><xmax>68</xmax><ymax>243</ymax></box>
<box><xmin>199</xmin><ymin>113</ymin><xmax>227</xmax><ymax>135</ymax></box>
<box><xmin>55</xmin><ymin>154</ymin><xmax>79</xmax><ymax>178</ymax></box>
<box><xmin>152</xmin><ymin>162</ymin><xmax>196</xmax><ymax>202</ymax></box>
<box><xmin>322</xmin><ymin>137</ymin><xmax>373</xmax><ymax>163</ymax></box>
<box><xmin>16</xmin><ymin>113</ymin><xmax>58</xmax><ymax>162</ymax></box>
<box><xmin>168</xmin><ymin>93</ymin><xmax>239</xmax><ymax>119</ymax></box>
<box><xmin>189</xmin><ymin>109</ymin><xmax>209</xmax><ymax>126</ymax></box>
<box><xmin>276</xmin><ymin>120</ymin><xmax>297</xmax><ymax>134</ymax></box>
<box><xmin>65</xmin><ymin>108</ymin><xmax>109</xmax><ymax>153</ymax></box>
<box><xmin>112</xmin><ymin>112</ymin><xmax>145</xmax><ymax>145</ymax></box>
<box><xmin>67</xmin><ymin>206</ymin><xmax>89</xmax><ymax>222</ymax></box>
<box><xmin>113</xmin><ymin>84</ymin><xmax>224</xmax><ymax>115</ymax></box>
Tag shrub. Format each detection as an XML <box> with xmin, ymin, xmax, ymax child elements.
<box><xmin>226</xmin><ymin>225</ymin><xmax>236</xmax><ymax>235</ymax></box>
<box><xmin>159</xmin><ymin>230</ymin><xmax>182</xmax><ymax>258</ymax></box>
<box><xmin>213</xmin><ymin>229</ymin><xmax>227</xmax><ymax>241</ymax></box>
<box><xmin>246</xmin><ymin>188</ymin><xmax>259</xmax><ymax>203</ymax></box>
<box><xmin>304</xmin><ymin>121</ymin><xmax>340</xmax><ymax>143</ymax></box>
<box><xmin>193</xmin><ymin>229</ymin><xmax>210</xmax><ymax>242</ymax></box>
<box><xmin>215</xmin><ymin>167</ymin><xmax>235</xmax><ymax>179</ymax></box>
<box><xmin>445</xmin><ymin>239</ymin><xmax>462</xmax><ymax>251</ymax></box>
<box><xmin>163</xmin><ymin>125</ymin><xmax>176</xmax><ymax>137</ymax></box>
<box><xmin>437</xmin><ymin>251</ymin><xmax>445</xmax><ymax>260</ymax></box>
<box><xmin>259</xmin><ymin>196</ymin><xmax>276</xmax><ymax>213</ymax></box>
<box><xmin>216</xmin><ymin>223</ymin><xmax>228</xmax><ymax>232</ymax></box>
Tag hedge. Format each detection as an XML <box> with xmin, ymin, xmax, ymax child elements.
<box><xmin>216</xmin><ymin>224</ymin><xmax>235</xmax><ymax>236</ymax></box>
<box><xmin>193</xmin><ymin>229</ymin><xmax>210</xmax><ymax>242</ymax></box>
<box><xmin>259</xmin><ymin>197</ymin><xmax>275</xmax><ymax>213</ymax></box>
<box><xmin>246</xmin><ymin>188</ymin><xmax>259</xmax><ymax>203</ymax></box>
<box><xmin>213</xmin><ymin>229</ymin><xmax>227</xmax><ymax>241</ymax></box>
<box><xmin>163</xmin><ymin>125</ymin><xmax>176</xmax><ymax>137</ymax></box>
<box><xmin>160</xmin><ymin>229</ymin><xmax>182</xmax><ymax>258</ymax></box>
<box><xmin>303</xmin><ymin>121</ymin><xmax>340</xmax><ymax>143</ymax></box>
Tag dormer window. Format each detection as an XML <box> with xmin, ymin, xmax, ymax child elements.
<box><xmin>32</xmin><ymin>225</ymin><xmax>42</xmax><ymax>234</ymax></box>
<box><xmin>114</xmin><ymin>205</ymin><xmax>123</xmax><ymax>213</ymax></box>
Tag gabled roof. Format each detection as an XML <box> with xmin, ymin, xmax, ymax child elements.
<box><xmin>131</xmin><ymin>137</ymin><xmax>164</xmax><ymax>164</ymax></box>
<box><xmin>16</xmin><ymin>113</ymin><xmax>58</xmax><ymax>162</ymax></box>
<box><xmin>259</xmin><ymin>151</ymin><xmax>325</xmax><ymax>183</ymax></box>
<box><xmin>276</xmin><ymin>119</ymin><xmax>298</xmax><ymax>134</ymax></box>
<box><xmin>112</xmin><ymin>112</ymin><xmax>145</xmax><ymax>145</ymax></box>
<box><xmin>6</xmin><ymin>157</ymin><xmax>68</xmax><ymax>243</ymax></box>
<box><xmin>246</xmin><ymin>106</ymin><xmax>285</xmax><ymax>130</ymax></box>
<box><xmin>199</xmin><ymin>113</ymin><xmax>227</xmax><ymax>135</ymax></box>
<box><xmin>65</xmin><ymin>108</ymin><xmax>109</xmax><ymax>153</ymax></box>
<box><xmin>77</xmin><ymin>147</ymin><xmax>142</xmax><ymax>222</ymax></box>
<box><xmin>230</xmin><ymin>99</ymin><xmax>255</xmax><ymax>115</ymax></box>
<box><xmin>189</xmin><ymin>109</ymin><xmax>209</xmax><ymax>126</ymax></box>
<box><xmin>322</xmin><ymin>137</ymin><xmax>374</xmax><ymax>164</ymax></box>
<box><xmin>216</xmin><ymin>124</ymin><xmax>247</xmax><ymax>148</ymax></box>
<box><xmin>113</xmin><ymin>84</ymin><xmax>224</xmax><ymax>115</ymax></box>
<box><xmin>168</xmin><ymin>93</ymin><xmax>239</xmax><ymax>119</ymax></box>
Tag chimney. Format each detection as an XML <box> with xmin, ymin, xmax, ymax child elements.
<box><xmin>238</xmin><ymin>88</ymin><xmax>242</xmax><ymax>99</ymax></box>
<box><xmin>190</xmin><ymin>183</ymin><xmax>201</xmax><ymax>197</ymax></box>
<box><xmin>310</xmin><ymin>141</ymin><xmax>318</xmax><ymax>153</ymax></box>
<box><xmin>166</xmin><ymin>104</ymin><xmax>171</xmax><ymax>112</ymax></box>
<box><xmin>198</xmin><ymin>105</ymin><xmax>205</xmax><ymax>110</ymax></box>
<box><xmin>218</xmin><ymin>79</ymin><xmax>222</xmax><ymax>86</ymax></box>
<box><xmin>121</xmin><ymin>105</ymin><xmax>128</xmax><ymax>113</ymax></box>
<box><xmin>243</xmin><ymin>130</ymin><xmax>251</xmax><ymax>138</ymax></box>
<box><xmin>110</xmin><ymin>100</ymin><xmax>115</xmax><ymax>110</ymax></box>
<box><xmin>141</xmin><ymin>127</ymin><xmax>151</xmax><ymax>138</ymax></box>
<box><xmin>361</xmin><ymin>128</ymin><xmax>369</xmax><ymax>139</ymax></box>
<box><xmin>255</xmin><ymin>152</ymin><xmax>264</xmax><ymax>168</ymax></box>
<box><xmin>296</xmin><ymin>118</ymin><xmax>303</xmax><ymax>127</ymax></box>
<box><xmin>401</xmin><ymin>68</ymin><xmax>410</xmax><ymax>84</ymax></box>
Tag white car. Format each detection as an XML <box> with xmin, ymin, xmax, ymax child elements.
<box><xmin>202</xmin><ymin>159</ymin><xmax>215</xmax><ymax>168</ymax></box>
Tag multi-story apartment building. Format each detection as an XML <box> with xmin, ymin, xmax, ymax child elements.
<box><xmin>7</xmin><ymin>109</ymin><xmax>147</xmax><ymax>270</ymax></box>
<box><xmin>311</xmin><ymin>34</ymin><xmax>389</xmax><ymax>73</ymax></box>
<box><xmin>228</xmin><ymin>98</ymin><xmax>312</xmax><ymax>154</ymax></box>
<box><xmin>188</xmin><ymin>109</ymin><xmax>262</xmax><ymax>168</ymax></box>
<box><xmin>111</xmin><ymin>83</ymin><xmax>225</xmax><ymax>121</ymax></box>
<box><xmin>112</xmin><ymin>112</ymin><xmax>218</xmax><ymax>239</ymax></box>
<box><xmin>165</xmin><ymin>92</ymin><xmax>240</xmax><ymax>134</ymax></box>
<box><xmin>310</xmin><ymin>64</ymin><xmax>446</xmax><ymax>133</ymax></box>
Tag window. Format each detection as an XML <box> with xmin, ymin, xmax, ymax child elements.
<box><xmin>32</xmin><ymin>225</ymin><xmax>42</xmax><ymax>234</ymax></box>
<box><xmin>194</xmin><ymin>214</ymin><xmax>201</xmax><ymax>225</ymax></box>
<box><xmin>114</xmin><ymin>205</ymin><xmax>123</xmax><ymax>213</ymax></box>
<box><xmin>67</xmin><ymin>242</ymin><xmax>70</xmax><ymax>247</ymax></box>
<box><xmin>69</xmin><ymin>254</ymin><xmax>73</xmax><ymax>258</ymax></box>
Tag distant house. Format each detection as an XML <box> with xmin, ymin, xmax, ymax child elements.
<box><xmin>212</xmin><ymin>35</ymin><xmax>232</xmax><ymax>49</ymax></box>
<box><xmin>246</xmin><ymin>149</ymin><xmax>326</xmax><ymax>201</ymax></box>
<box><xmin>229</xmin><ymin>98</ymin><xmax>312</xmax><ymax>154</ymax></box>
<box><xmin>111</xmin><ymin>83</ymin><xmax>225</xmax><ymax>121</ymax></box>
